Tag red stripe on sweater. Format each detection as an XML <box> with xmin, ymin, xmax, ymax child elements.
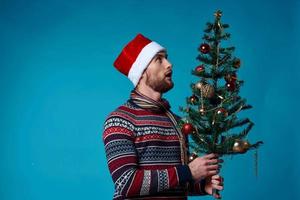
<box><xmin>120</xmin><ymin>106</ymin><xmax>164</xmax><ymax>117</ymax></box>
<box><xmin>103</xmin><ymin>126</ymin><xmax>133</xmax><ymax>139</ymax></box>
<box><xmin>167</xmin><ymin>167</ymin><xmax>179</xmax><ymax>188</ymax></box>
<box><xmin>109</xmin><ymin>155</ymin><xmax>137</xmax><ymax>173</ymax></box>
<box><xmin>113</xmin><ymin>110</ymin><xmax>172</xmax><ymax>127</ymax></box>
<box><xmin>135</xmin><ymin>134</ymin><xmax>178</xmax><ymax>143</ymax></box>
<box><xmin>127</xmin><ymin>170</ymin><xmax>144</xmax><ymax>196</ymax></box>
<box><xmin>139</xmin><ymin>165</ymin><xmax>182</xmax><ymax>170</ymax></box>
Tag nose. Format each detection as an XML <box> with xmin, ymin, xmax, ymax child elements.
<box><xmin>165</xmin><ymin>59</ymin><xmax>172</xmax><ymax>70</ymax></box>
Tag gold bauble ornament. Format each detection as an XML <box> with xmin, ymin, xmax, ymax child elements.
<box><xmin>195</xmin><ymin>81</ymin><xmax>204</xmax><ymax>89</ymax></box>
<box><xmin>188</xmin><ymin>152</ymin><xmax>198</xmax><ymax>162</ymax></box>
<box><xmin>195</xmin><ymin>82</ymin><xmax>215</xmax><ymax>98</ymax></box>
<box><xmin>189</xmin><ymin>94</ymin><xmax>199</xmax><ymax>104</ymax></box>
<box><xmin>242</xmin><ymin>140</ymin><xmax>251</xmax><ymax>150</ymax></box>
<box><xmin>233</xmin><ymin>140</ymin><xmax>247</xmax><ymax>153</ymax></box>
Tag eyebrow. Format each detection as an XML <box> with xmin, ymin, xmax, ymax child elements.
<box><xmin>154</xmin><ymin>52</ymin><xmax>168</xmax><ymax>59</ymax></box>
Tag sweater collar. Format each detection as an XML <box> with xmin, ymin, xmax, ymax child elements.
<box><xmin>129</xmin><ymin>90</ymin><xmax>171</xmax><ymax>113</ymax></box>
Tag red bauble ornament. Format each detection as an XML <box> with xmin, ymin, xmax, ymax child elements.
<box><xmin>216</xmin><ymin>108</ymin><xmax>228</xmax><ymax>120</ymax></box>
<box><xmin>199</xmin><ymin>43</ymin><xmax>210</xmax><ymax>54</ymax></box>
<box><xmin>195</xmin><ymin>65</ymin><xmax>205</xmax><ymax>74</ymax></box>
<box><xmin>226</xmin><ymin>82</ymin><xmax>236</xmax><ymax>91</ymax></box>
<box><xmin>181</xmin><ymin>123</ymin><xmax>195</xmax><ymax>135</ymax></box>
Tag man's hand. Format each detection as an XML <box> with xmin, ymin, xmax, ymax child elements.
<box><xmin>204</xmin><ymin>175</ymin><xmax>224</xmax><ymax>199</ymax></box>
<box><xmin>188</xmin><ymin>153</ymin><xmax>222</xmax><ymax>181</ymax></box>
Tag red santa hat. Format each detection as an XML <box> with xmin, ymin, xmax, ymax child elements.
<box><xmin>113</xmin><ymin>33</ymin><xmax>166</xmax><ymax>86</ymax></box>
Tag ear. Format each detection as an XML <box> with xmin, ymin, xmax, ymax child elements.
<box><xmin>136</xmin><ymin>70</ymin><xmax>147</xmax><ymax>88</ymax></box>
<box><xmin>141</xmin><ymin>68</ymin><xmax>149</xmax><ymax>80</ymax></box>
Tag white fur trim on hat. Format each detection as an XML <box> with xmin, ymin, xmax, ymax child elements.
<box><xmin>128</xmin><ymin>41</ymin><xmax>165</xmax><ymax>86</ymax></box>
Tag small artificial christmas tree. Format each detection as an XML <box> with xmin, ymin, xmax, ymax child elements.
<box><xmin>179</xmin><ymin>10</ymin><xmax>263</xmax><ymax>196</ymax></box>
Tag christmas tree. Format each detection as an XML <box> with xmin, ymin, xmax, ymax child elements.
<box><xmin>179</xmin><ymin>10</ymin><xmax>263</xmax><ymax>164</ymax></box>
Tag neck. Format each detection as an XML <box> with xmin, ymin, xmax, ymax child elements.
<box><xmin>135</xmin><ymin>84</ymin><xmax>162</xmax><ymax>101</ymax></box>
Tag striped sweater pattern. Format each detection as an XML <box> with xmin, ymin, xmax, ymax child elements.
<box><xmin>103</xmin><ymin>97</ymin><xmax>207</xmax><ymax>199</ymax></box>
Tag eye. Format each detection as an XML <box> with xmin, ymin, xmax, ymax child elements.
<box><xmin>157</xmin><ymin>56</ymin><xmax>163</xmax><ymax>63</ymax></box>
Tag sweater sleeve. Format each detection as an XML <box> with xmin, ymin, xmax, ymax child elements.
<box><xmin>103</xmin><ymin>115</ymin><xmax>193</xmax><ymax>198</ymax></box>
<box><xmin>187</xmin><ymin>179</ymin><xmax>208</xmax><ymax>196</ymax></box>
<box><xmin>183</xmin><ymin>134</ymin><xmax>208</xmax><ymax>196</ymax></box>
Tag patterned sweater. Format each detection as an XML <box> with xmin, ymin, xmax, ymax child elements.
<box><xmin>103</xmin><ymin>94</ymin><xmax>207</xmax><ymax>200</ymax></box>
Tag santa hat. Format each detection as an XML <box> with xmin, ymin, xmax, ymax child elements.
<box><xmin>113</xmin><ymin>33</ymin><xmax>166</xmax><ymax>86</ymax></box>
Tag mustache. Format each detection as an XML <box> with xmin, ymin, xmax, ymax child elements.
<box><xmin>165</xmin><ymin>70</ymin><xmax>173</xmax><ymax>77</ymax></box>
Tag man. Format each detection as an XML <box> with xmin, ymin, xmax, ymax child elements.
<box><xmin>103</xmin><ymin>33</ymin><xmax>223</xmax><ymax>200</ymax></box>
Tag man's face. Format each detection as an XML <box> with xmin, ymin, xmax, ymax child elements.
<box><xmin>143</xmin><ymin>51</ymin><xmax>174</xmax><ymax>93</ymax></box>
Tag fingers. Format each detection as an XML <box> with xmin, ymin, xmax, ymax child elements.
<box><xmin>212</xmin><ymin>175</ymin><xmax>224</xmax><ymax>183</ymax></box>
<box><xmin>212</xmin><ymin>189</ymin><xmax>222</xmax><ymax>199</ymax></box>
<box><xmin>213</xmin><ymin>192</ymin><xmax>222</xmax><ymax>199</ymax></box>
<box><xmin>211</xmin><ymin>175</ymin><xmax>224</xmax><ymax>190</ymax></box>
<box><xmin>207</xmin><ymin>170</ymin><xmax>219</xmax><ymax>176</ymax></box>
<box><xmin>207</xmin><ymin>159</ymin><xmax>224</xmax><ymax>165</ymax></box>
<box><xmin>212</xmin><ymin>187</ymin><xmax>222</xmax><ymax>199</ymax></box>
<box><xmin>211</xmin><ymin>174</ymin><xmax>222</xmax><ymax>179</ymax></box>
<box><xmin>206</xmin><ymin>158</ymin><xmax>218</xmax><ymax>165</ymax></box>
<box><xmin>212</xmin><ymin>184</ymin><xmax>224</xmax><ymax>191</ymax></box>
<box><xmin>211</xmin><ymin>175</ymin><xmax>224</xmax><ymax>199</ymax></box>
<box><xmin>212</xmin><ymin>179</ymin><xmax>223</xmax><ymax>186</ymax></box>
<box><xmin>203</xmin><ymin>153</ymin><xmax>219</xmax><ymax>159</ymax></box>
<box><xmin>206</xmin><ymin>164</ymin><xmax>220</xmax><ymax>171</ymax></box>
<box><xmin>191</xmin><ymin>154</ymin><xmax>224</xmax><ymax>180</ymax></box>
<box><xmin>206</xmin><ymin>162</ymin><xmax>222</xmax><ymax>172</ymax></box>
<box><xmin>204</xmin><ymin>155</ymin><xmax>224</xmax><ymax>167</ymax></box>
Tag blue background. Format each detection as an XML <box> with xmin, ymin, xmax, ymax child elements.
<box><xmin>1</xmin><ymin>0</ymin><xmax>299</xmax><ymax>199</ymax></box>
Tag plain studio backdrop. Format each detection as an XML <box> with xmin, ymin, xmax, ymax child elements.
<box><xmin>0</xmin><ymin>0</ymin><xmax>299</xmax><ymax>199</ymax></box>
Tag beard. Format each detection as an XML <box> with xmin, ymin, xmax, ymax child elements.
<box><xmin>146</xmin><ymin>74</ymin><xmax>174</xmax><ymax>93</ymax></box>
